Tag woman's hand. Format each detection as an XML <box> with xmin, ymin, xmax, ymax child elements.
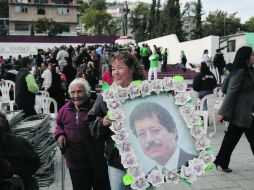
<box><xmin>57</xmin><ymin>135</ymin><xmax>66</xmax><ymax>150</ymax></box>
<box><xmin>103</xmin><ymin>115</ymin><xmax>112</xmax><ymax>127</ymax></box>
<box><xmin>216</xmin><ymin>114</ymin><xmax>224</xmax><ymax>122</ymax></box>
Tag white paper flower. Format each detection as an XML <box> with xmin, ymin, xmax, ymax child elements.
<box><xmin>110</xmin><ymin>110</ymin><xmax>124</xmax><ymax>121</ymax></box>
<box><xmin>165</xmin><ymin>170</ymin><xmax>180</xmax><ymax>184</ymax></box>
<box><xmin>107</xmin><ymin>100</ymin><xmax>122</xmax><ymax>110</ymax></box>
<box><xmin>129</xmin><ymin>82</ymin><xmax>141</xmax><ymax>99</ymax></box>
<box><xmin>162</xmin><ymin>77</ymin><xmax>174</xmax><ymax>91</ymax></box>
<box><xmin>110</xmin><ymin>121</ymin><xmax>125</xmax><ymax>134</ymax></box>
<box><xmin>173</xmin><ymin>81</ymin><xmax>187</xmax><ymax>92</ymax></box>
<box><xmin>147</xmin><ymin>169</ymin><xmax>164</xmax><ymax>187</ymax></box>
<box><xmin>180</xmin><ymin>165</ymin><xmax>197</xmax><ymax>184</ymax></box>
<box><xmin>131</xmin><ymin>177</ymin><xmax>150</xmax><ymax>190</ymax></box>
<box><xmin>141</xmin><ymin>81</ymin><xmax>152</xmax><ymax>97</ymax></box>
<box><xmin>183</xmin><ymin>115</ymin><xmax>202</xmax><ymax>128</ymax></box>
<box><xmin>179</xmin><ymin>104</ymin><xmax>195</xmax><ymax>116</ymax></box>
<box><xmin>127</xmin><ymin>166</ymin><xmax>144</xmax><ymax>178</ymax></box>
<box><xmin>119</xmin><ymin>142</ymin><xmax>133</xmax><ymax>154</ymax></box>
<box><xmin>195</xmin><ymin>136</ymin><xmax>210</xmax><ymax>151</ymax></box>
<box><xmin>121</xmin><ymin>152</ymin><xmax>137</xmax><ymax>168</ymax></box>
<box><xmin>103</xmin><ymin>89</ymin><xmax>117</xmax><ymax>101</ymax></box>
<box><xmin>175</xmin><ymin>92</ymin><xmax>191</xmax><ymax>105</ymax></box>
<box><xmin>188</xmin><ymin>158</ymin><xmax>206</xmax><ymax>176</ymax></box>
<box><xmin>199</xmin><ymin>151</ymin><xmax>215</xmax><ymax>164</ymax></box>
<box><xmin>151</xmin><ymin>79</ymin><xmax>164</xmax><ymax>94</ymax></box>
<box><xmin>117</xmin><ymin>87</ymin><xmax>130</xmax><ymax>103</ymax></box>
<box><xmin>111</xmin><ymin>132</ymin><xmax>128</xmax><ymax>144</ymax></box>
<box><xmin>190</xmin><ymin>125</ymin><xmax>205</xmax><ymax>139</ymax></box>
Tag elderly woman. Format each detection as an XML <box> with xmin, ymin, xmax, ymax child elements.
<box><xmin>215</xmin><ymin>46</ymin><xmax>254</xmax><ymax>173</ymax></box>
<box><xmin>54</xmin><ymin>78</ymin><xmax>110</xmax><ymax>190</ymax></box>
<box><xmin>88</xmin><ymin>51</ymin><xmax>146</xmax><ymax>190</ymax></box>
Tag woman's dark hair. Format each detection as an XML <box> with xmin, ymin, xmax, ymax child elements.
<box><xmin>200</xmin><ymin>61</ymin><xmax>210</xmax><ymax>73</ymax></box>
<box><xmin>232</xmin><ymin>46</ymin><xmax>252</xmax><ymax>71</ymax></box>
<box><xmin>111</xmin><ymin>51</ymin><xmax>146</xmax><ymax>80</ymax></box>
<box><xmin>0</xmin><ymin>112</ymin><xmax>11</xmax><ymax>141</ymax></box>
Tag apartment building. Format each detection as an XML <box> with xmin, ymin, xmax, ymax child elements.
<box><xmin>8</xmin><ymin>0</ymin><xmax>79</xmax><ymax>35</ymax></box>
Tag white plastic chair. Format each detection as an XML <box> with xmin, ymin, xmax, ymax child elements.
<box><xmin>35</xmin><ymin>96</ymin><xmax>57</xmax><ymax>116</ymax></box>
<box><xmin>0</xmin><ymin>80</ymin><xmax>15</xmax><ymax>112</ymax></box>
<box><xmin>199</xmin><ymin>94</ymin><xmax>217</xmax><ymax>137</ymax></box>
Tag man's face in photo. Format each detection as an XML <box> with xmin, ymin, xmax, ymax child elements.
<box><xmin>134</xmin><ymin>113</ymin><xmax>177</xmax><ymax>165</ymax></box>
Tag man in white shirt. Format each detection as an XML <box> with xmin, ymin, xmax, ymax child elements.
<box><xmin>130</xmin><ymin>102</ymin><xmax>196</xmax><ymax>173</ymax></box>
<box><xmin>41</xmin><ymin>62</ymin><xmax>52</xmax><ymax>91</ymax></box>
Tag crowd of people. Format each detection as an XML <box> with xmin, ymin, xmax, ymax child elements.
<box><xmin>0</xmin><ymin>43</ymin><xmax>254</xmax><ymax>190</ymax></box>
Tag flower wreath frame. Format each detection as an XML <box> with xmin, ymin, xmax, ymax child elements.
<box><xmin>102</xmin><ymin>78</ymin><xmax>215</xmax><ymax>190</ymax></box>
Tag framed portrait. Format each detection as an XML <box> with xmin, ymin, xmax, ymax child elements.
<box><xmin>102</xmin><ymin>78</ymin><xmax>215</xmax><ymax>189</ymax></box>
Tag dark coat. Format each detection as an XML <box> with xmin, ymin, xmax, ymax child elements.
<box><xmin>219</xmin><ymin>68</ymin><xmax>254</xmax><ymax>128</ymax></box>
<box><xmin>88</xmin><ymin>94</ymin><xmax>125</xmax><ymax>170</ymax></box>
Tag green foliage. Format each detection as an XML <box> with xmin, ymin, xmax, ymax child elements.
<box><xmin>243</xmin><ymin>17</ymin><xmax>254</xmax><ymax>32</ymax></box>
<box><xmin>129</xmin><ymin>3</ymin><xmax>149</xmax><ymax>42</ymax></box>
<box><xmin>30</xmin><ymin>22</ymin><xmax>35</xmax><ymax>36</ymax></box>
<box><xmin>34</xmin><ymin>17</ymin><xmax>65</xmax><ymax>36</ymax></box>
<box><xmin>0</xmin><ymin>0</ymin><xmax>8</xmax><ymax>18</ymax></box>
<box><xmin>182</xmin><ymin>1</ymin><xmax>196</xmax><ymax>17</ymax></box>
<box><xmin>194</xmin><ymin>0</ymin><xmax>202</xmax><ymax>39</ymax></box>
<box><xmin>0</xmin><ymin>23</ymin><xmax>7</xmax><ymax>35</ymax></box>
<box><xmin>81</xmin><ymin>9</ymin><xmax>118</xmax><ymax>36</ymax></box>
<box><xmin>34</xmin><ymin>17</ymin><xmax>49</xmax><ymax>34</ymax></box>
<box><xmin>147</xmin><ymin>0</ymin><xmax>156</xmax><ymax>39</ymax></box>
<box><xmin>89</xmin><ymin>0</ymin><xmax>106</xmax><ymax>10</ymax></box>
<box><xmin>203</xmin><ymin>10</ymin><xmax>241</xmax><ymax>37</ymax></box>
<box><xmin>159</xmin><ymin>0</ymin><xmax>183</xmax><ymax>40</ymax></box>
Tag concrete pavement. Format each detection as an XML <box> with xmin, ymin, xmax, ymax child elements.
<box><xmin>42</xmin><ymin>123</ymin><xmax>254</xmax><ymax>190</ymax></box>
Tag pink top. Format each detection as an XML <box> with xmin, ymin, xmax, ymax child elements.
<box><xmin>102</xmin><ymin>71</ymin><xmax>113</xmax><ymax>85</ymax></box>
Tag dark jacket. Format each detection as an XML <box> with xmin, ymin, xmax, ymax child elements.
<box><xmin>192</xmin><ymin>71</ymin><xmax>217</xmax><ymax>98</ymax></box>
<box><xmin>213</xmin><ymin>52</ymin><xmax>226</xmax><ymax>69</ymax></box>
<box><xmin>219</xmin><ymin>68</ymin><xmax>254</xmax><ymax>128</ymax></box>
<box><xmin>54</xmin><ymin>101</ymin><xmax>106</xmax><ymax>170</ymax></box>
<box><xmin>15</xmin><ymin>68</ymin><xmax>35</xmax><ymax>107</ymax></box>
<box><xmin>88</xmin><ymin>94</ymin><xmax>124</xmax><ymax>170</ymax></box>
<box><xmin>0</xmin><ymin>133</ymin><xmax>40</xmax><ymax>178</ymax></box>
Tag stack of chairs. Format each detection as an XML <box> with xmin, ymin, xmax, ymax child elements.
<box><xmin>11</xmin><ymin>114</ymin><xmax>57</xmax><ymax>187</ymax></box>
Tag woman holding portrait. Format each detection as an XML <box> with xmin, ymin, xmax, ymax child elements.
<box><xmin>88</xmin><ymin>51</ymin><xmax>146</xmax><ymax>190</ymax></box>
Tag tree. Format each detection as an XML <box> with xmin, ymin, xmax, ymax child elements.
<box><xmin>81</xmin><ymin>9</ymin><xmax>118</xmax><ymax>36</ymax></box>
<box><xmin>0</xmin><ymin>0</ymin><xmax>8</xmax><ymax>18</ymax></box>
<box><xmin>30</xmin><ymin>22</ymin><xmax>35</xmax><ymax>36</ymax></box>
<box><xmin>34</xmin><ymin>17</ymin><xmax>65</xmax><ymax>36</ymax></box>
<box><xmin>34</xmin><ymin>17</ymin><xmax>49</xmax><ymax>34</ymax></box>
<box><xmin>151</xmin><ymin>0</ymin><xmax>161</xmax><ymax>38</ymax></box>
<box><xmin>194</xmin><ymin>0</ymin><xmax>202</xmax><ymax>39</ymax></box>
<box><xmin>89</xmin><ymin>0</ymin><xmax>106</xmax><ymax>10</ymax></box>
<box><xmin>182</xmin><ymin>1</ymin><xmax>196</xmax><ymax>17</ymax></box>
<box><xmin>243</xmin><ymin>17</ymin><xmax>254</xmax><ymax>32</ymax></box>
<box><xmin>202</xmin><ymin>10</ymin><xmax>241</xmax><ymax>37</ymax></box>
<box><xmin>160</xmin><ymin>0</ymin><xmax>183</xmax><ymax>40</ymax></box>
<box><xmin>147</xmin><ymin>0</ymin><xmax>156</xmax><ymax>39</ymax></box>
<box><xmin>129</xmin><ymin>3</ymin><xmax>149</xmax><ymax>42</ymax></box>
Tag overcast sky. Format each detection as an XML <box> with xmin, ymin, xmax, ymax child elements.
<box><xmin>115</xmin><ymin>0</ymin><xmax>254</xmax><ymax>23</ymax></box>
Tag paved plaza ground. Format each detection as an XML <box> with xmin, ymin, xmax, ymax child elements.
<box><xmin>41</xmin><ymin>122</ymin><xmax>254</xmax><ymax>190</ymax></box>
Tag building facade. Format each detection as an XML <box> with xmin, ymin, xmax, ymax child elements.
<box><xmin>8</xmin><ymin>0</ymin><xmax>79</xmax><ymax>36</ymax></box>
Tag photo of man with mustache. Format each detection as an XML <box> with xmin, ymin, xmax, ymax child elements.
<box><xmin>130</xmin><ymin>101</ymin><xmax>196</xmax><ymax>173</ymax></box>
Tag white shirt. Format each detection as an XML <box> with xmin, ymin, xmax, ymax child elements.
<box><xmin>202</xmin><ymin>53</ymin><xmax>211</xmax><ymax>66</ymax></box>
<box><xmin>41</xmin><ymin>68</ymin><xmax>52</xmax><ymax>91</ymax></box>
<box><xmin>157</xmin><ymin>146</ymin><xmax>180</xmax><ymax>172</ymax></box>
